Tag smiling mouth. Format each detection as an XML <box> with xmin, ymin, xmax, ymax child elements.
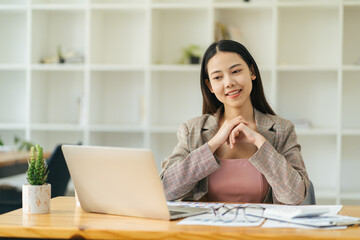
<box><xmin>226</xmin><ymin>89</ymin><xmax>242</xmax><ymax>96</ymax></box>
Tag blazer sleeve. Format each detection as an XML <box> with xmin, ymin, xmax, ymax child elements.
<box><xmin>250</xmin><ymin>121</ymin><xmax>309</xmax><ymax>205</ymax></box>
<box><xmin>160</xmin><ymin>122</ymin><xmax>219</xmax><ymax>201</ymax></box>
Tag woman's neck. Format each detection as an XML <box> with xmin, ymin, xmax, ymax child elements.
<box><xmin>223</xmin><ymin>101</ymin><xmax>255</xmax><ymax>123</ymax></box>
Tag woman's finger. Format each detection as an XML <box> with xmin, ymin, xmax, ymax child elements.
<box><xmin>230</xmin><ymin>124</ymin><xmax>241</xmax><ymax>148</ymax></box>
<box><xmin>232</xmin><ymin>117</ymin><xmax>250</xmax><ymax>126</ymax></box>
<box><xmin>231</xmin><ymin>123</ymin><xmax>250</xmax><ymax>146</ymax></box>
<box><xmin>231</xmin><ymin>127</ymin><xmax>237</xmax><ymax>147</ymax></box>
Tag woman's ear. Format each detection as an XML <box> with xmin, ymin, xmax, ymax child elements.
<box><xmin>205</xmin><ymin>79</ymin><xmax>214</xmax><ymax>93</ymax></box>
<box><xmin>250</xmin><ymin>65</ymin><xmax>257</xmax><ymax>80</ymax></box>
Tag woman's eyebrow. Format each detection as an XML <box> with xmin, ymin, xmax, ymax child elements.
<box><xmin>210</xmin><ymin>64</ymin><xmax>242</xmax><ymax>76</ymax></box>
<box><xmin>229</xmin><ymin>64</ymin><xmax>242</xmax><ymax>70</ymax></box>
<box><xmin>210</xmin><ymin>70</ymin><xmax>221</xmax><ymax>76</ymax></box>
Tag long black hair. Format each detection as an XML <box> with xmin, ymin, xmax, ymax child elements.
<box><xmin>200</xmin><ymin>40</ymin><xmax>275</xmax><ymax>115</ymax></box>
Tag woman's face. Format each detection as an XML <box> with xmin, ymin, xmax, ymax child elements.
<box><xmin>206</xmin><ymin>51</ymin><xmax>256</xmax><ymax>111</ymax></box>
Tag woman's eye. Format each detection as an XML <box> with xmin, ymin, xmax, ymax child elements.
<box><xmin>233</xmin><ymin>69</ymin><xmax>242</xmax><ymax>74</ymax></box>
<box><xmin>213</xmin><ymin>76</ymin><xmax>222</xmax><ymax>80</ymax></box>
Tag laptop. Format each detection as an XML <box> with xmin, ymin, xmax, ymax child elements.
<box><xmin>61</xmin><ymin>145</ymin><xmax>210</xmax><ymax>220</ymax></box>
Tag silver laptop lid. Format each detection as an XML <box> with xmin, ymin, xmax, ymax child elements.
<box><xmin>62</xmin><ymin>145</ymin><xmax>171</xmax><ymax>220</ymax></box>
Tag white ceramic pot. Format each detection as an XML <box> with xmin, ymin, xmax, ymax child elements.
<box><xmin>22</xmin><ymin>184</ymin><xmax>51</xmax><ymax>214</ymax></box>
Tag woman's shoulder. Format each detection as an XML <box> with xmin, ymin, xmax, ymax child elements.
<box><xmin>183</xmin><ymin>113</ymin><xmax>214</xmax><ymax>128</ymax></box>
<box><xmin>179</xmin><ymin>113</ymin><xmax>219</xmax><ymax>134</ymax></box>
<box><xmin>268</xmin><ymin>114</ymin><xmax>293</xmax><ymax>126</ymax></box>
<box><xmin>257</xmin><ymin>110</ymin><xmax>294</xmax><ymax>131</ymax></box>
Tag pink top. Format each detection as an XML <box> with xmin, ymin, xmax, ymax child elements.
<box><xmin>207</xmin><ymin>158</ymin><xmax>269</xmax><ymax>203</ymax></box>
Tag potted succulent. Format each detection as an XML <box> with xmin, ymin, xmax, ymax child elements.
<box><xmin>22</xmin><ymin>144</ymin><xmax>51</xmax><ymax>214</ymax></box>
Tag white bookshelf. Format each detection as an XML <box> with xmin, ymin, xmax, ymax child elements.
<box><xmin>0</xmin><ymin>0</ymin><xmax>359</xmax><ymax>205</ymax></box>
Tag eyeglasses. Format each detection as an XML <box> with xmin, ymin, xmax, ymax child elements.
<box><xmin>212</xmin><ymin>204</ymin><xmax>265</xmax><ymax>223</ymax></box>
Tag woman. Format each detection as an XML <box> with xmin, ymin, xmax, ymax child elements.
<box><xmin>160</xmin><ymin>40</ymin><xmax>309</xmax><ymax>204</ymax></box>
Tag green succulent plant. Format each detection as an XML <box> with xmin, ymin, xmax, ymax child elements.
<box><xmin>26</xmin><ymin>144</ymin><xmax>49</xmax><ymax>185</ymax></box>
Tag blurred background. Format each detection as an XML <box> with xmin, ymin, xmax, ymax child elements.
<box><xmin>0</xmin><ymin>0</ymin><xmax>360</xmax><ymax>206</ymax></box>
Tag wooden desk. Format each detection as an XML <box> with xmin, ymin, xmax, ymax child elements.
<box><xmin>0</xmin><ymin>197</ymin><xmax>359</xmax><ymax>240</ymax></box>
<box><xmin>0</xmin><ymin>151</ymin><xmax>50</xmax><ymax>178</ymax></box>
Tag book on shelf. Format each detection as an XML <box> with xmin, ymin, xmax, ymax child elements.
<box><xmin>214</xmin><ymin>22</ymin><xmax>243</xmax><ymax>43</ymax></box>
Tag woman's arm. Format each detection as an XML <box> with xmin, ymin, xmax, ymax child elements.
<box><xmin>160</xmin><ymin>123</ymin><xmax>219</xmax><ymax>201</ymax></box>
<box><xmin>249</xmin><ymin>121</ymin><xmax>309</xmax><ymax>205</ymax></box>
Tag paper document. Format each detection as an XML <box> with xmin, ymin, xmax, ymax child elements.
<box><xmin>262</xmin><ymin>219</ymin><xmax>347</xmax><ymax>229</ymax></box>
<box><xmin>262</xmin><ymin>205</ymin><xmax>330</xmax><ymax>219</ymax></box>
<box><xmin>259</xmin><ymin>204</ymin><xmax>346</xmax><ymax>228</ymax></box>
<box><xmin>252</xmin><ymin>204</ymin><xmax>342</xmax><ymax>215</ymax></box>
<box><xmin>275</xmin><ymin>214</ymin><xmax>360</xmax><ymax>228</ymax></box>
<box><xmin>177</xmin><ymin>213</ymin><xmax>265</xmax><ymax>227</ymax></box>
<box><xmin>174</xmin><ymin>203</ymin><xmax>354</xmax><ymax>228</ymax></box>
<box><xmin>167</xmin><ymin>201</ymin><xmax>224</xmax><ymax>209</ymax></box>
<box><xmin>252</xmin><ymin>204</ymin><xmax>358</xmax><ymax>228</ymax></box>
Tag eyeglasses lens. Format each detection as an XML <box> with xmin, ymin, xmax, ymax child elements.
<box><xmin>244</xmin><ymin>206</ymin><xmax>264</xmax><ymax>222</ymax></box>
<box><xmin>219</xmin><ymin>207</ymin><xmax>239</xmax><ymax>222</ymax></box>
<box><xmin>214</xmin><ymin>205</ymin><xmax>264</xmax><ymax>223</ymax></box>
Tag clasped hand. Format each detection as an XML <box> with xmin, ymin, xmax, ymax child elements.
<box><xmin>208</xmin><ymin>116</ymin><xmax>266</xmax><ymax>153</ymax></box>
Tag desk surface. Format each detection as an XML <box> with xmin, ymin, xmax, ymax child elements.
<box><xmin>0</xmin><ymin>151</ymin><xmax>30</xmax><ymax>167</ymax></box>
<box><xmin>0</xmin><ymin>151</ymin><xmax>34</xmax><ymax>179</ymax></box>
<box><xmin>0</xmin><ymin>151</ymin><xmax>51</xmax><ymax>167</ymax></box>
<box><xmin>0</xmin><ymin>151</ymin><xmax>51</xmax><ymax>178</ymax></box>
<box><xmin>0</xmin><ymin>197</ymin><xmax>359</xmax><ymax>240</ymax></box>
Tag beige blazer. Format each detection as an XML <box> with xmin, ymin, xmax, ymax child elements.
<box><xmin>160</xmin><ymin>108</ymin><xmax>310</xmax><ymax>204</ymax></box>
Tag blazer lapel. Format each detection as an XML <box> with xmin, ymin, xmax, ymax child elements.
<box><xmin>201</xmin><ymin>109</ymin><xmax>222</xmax><ymax>143</ymax></box>
<box><xmin>255</xmin><ymin>109</ymin><xmax>276</xmax><ymax>144</ymax></box>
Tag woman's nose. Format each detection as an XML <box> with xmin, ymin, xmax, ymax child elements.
<box><xmin>224</xmin><ymin>75</ymin><xmax>235</xmax><ymax>88</ymax></box>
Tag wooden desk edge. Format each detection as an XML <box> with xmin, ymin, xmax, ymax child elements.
<box><xmin>0</xmin><ymin>151</ymin><xmax>51</xmax><ymax>167</ymax></box>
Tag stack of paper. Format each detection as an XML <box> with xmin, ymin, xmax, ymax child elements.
<box><xmin>176</xmin><ymin>203</ymin><xmax>360</xmax><ymax>229</ymax></box>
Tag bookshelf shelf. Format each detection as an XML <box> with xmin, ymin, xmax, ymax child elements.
<box><xmin>0</xmin><ymin>6</ymin><xmax>27</xmax><ymax>10</ymax></box>
<box><xmin>89</xmin><ymin>124</ymin><xmax>145</xmax><ymax>133</ymax></box>
<box><xmin>151</xmin><ymin>3</ymin><xmax>209</xmax><ymax>9</ymax></box>
<box><xmin>342</xmin><ymin>65</ymin><xmax>360</xmax><ymax>71</ymax></box>
<box><xmin>151</xmin><ymin>64</ymin><xmax>200</xmax><ymax>72</ymax></box>
<box><xmin>0</xmin><ymin>124</ymin><xmax>26</xmax><ymax>130</ymax></box>
<box><xmin>342</xmin><ymin>129</ymin><xmax>360</xmax><ymax>136</ymax></box>
<box><xmin>90</xmin><ymin>64</ymin><xmax>145</xmax><ymax>71</ymax></box>
<box><xmin>90</xmin><ymin>4</ymin><xmax>147</xmax><ymax>10</ymax></box>
<box><xmin>30</xmin><ymin>123</ymin><xmax>85</xmax><ymax>132</ymax></box>
<box><xmin>277</xmin><ymin>65</ymin><xmax>338</xmax><ymax>71</ymax></box>
<box><xmin>31</xmin><ymin>4</ymin><xmax>85</xmax><ymax>10</ymax></box>
<box><xmin>31</xmin><ymin>64</ymin><xmax>85</xmax><ymax>71</ymax></box>
<box><xmin>0</xmin><ymin>65</ymin><xmax>26</xmax><ymax>70</ymax></box>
